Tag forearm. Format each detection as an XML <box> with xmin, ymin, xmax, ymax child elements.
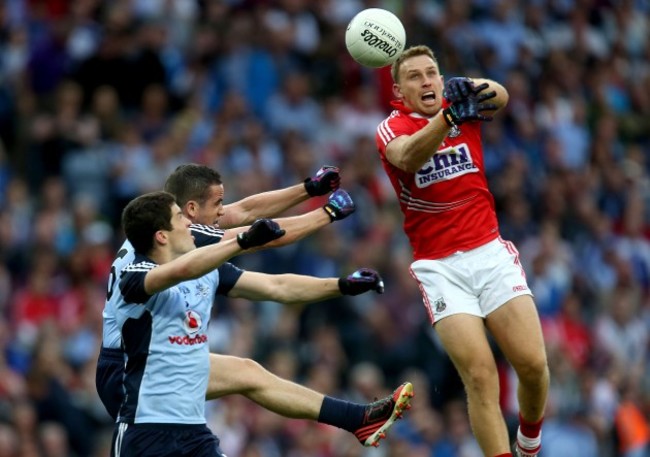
<box><xmin>146</xmin><ymin>240</ymin><xmax>242</xmax><ymax>293</ymax></box>
<box><xmin>390</xmin><ymin>112</ymin><xmax>451</xmax><ymax>172</ymax></box>
<box><xmin>470</xmin><ymin>78</ymin><xmax>509</xmax><ymax>110</ymax></box>
<box><xmin>272</xmin><ymin>208</ymin><xmax>330</xmax><ymax>246</ymax></box>
<box><xmin>243</xmin><ymin>208</ymin><xmax>330</xmax><ymax>251</ymax></box>
<box><xmin>221</xmin><ymin>184</ymin><xmax>309</xmax><ymax>228</ymax></box>
<box><xmin>264</xmin><ymin>275</ymin><xmax>341</xmax><ymax>305</ymax></box>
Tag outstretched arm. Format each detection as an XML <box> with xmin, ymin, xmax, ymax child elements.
<box><xmin>143</xmin><ymin>220</ymin><xmax>285</xmax><ymax>294</ymax></box>
<box><xmin>227</xmin><ymin>268</ymin><xmax>384</xmax><ymax>305</ymax></box>
<box><xmin>219</xmin><ymin>166</ymin><xmax>341</xmax><ymax>228</ymax></box>
<box><xmin>221</xmin><ymin>189</ymin><xmax>355</xmax><ymax>249</ymax></box>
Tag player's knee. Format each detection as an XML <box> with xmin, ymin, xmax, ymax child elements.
<box><xmin>461</xmin><ymin>363</ymin><xmax>500</xmax><ymax>394</ymax></box>
<box><xmin>515</xmin><ymin>354</ymin><xmax>549</xmax><ymax>385</ymax></box>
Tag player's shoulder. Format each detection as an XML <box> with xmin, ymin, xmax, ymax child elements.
<box><xmin>190</xmin><ymin>224</ymin><xmax>225</xmax><ymax>247</ymax></box>
<box><xmin>122</xmin><ymin>256</ymin><xmax>157</xmax><ymax>274</ymax></box>
<box><xmin>377</xmin><ymin>110</ymin><xmax>409</xmax><ymax>146</ymax></box>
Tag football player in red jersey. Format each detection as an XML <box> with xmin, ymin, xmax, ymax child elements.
<box><xmin>375</xmin><ymin>45</ymin><xmax>549</xmax><ymax>457</ymax></box>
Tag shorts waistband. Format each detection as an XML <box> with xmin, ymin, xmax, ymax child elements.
<box><xmin>99</xmin><ymin>346</ymin><xmax>124</xmax><ymax>361</ymax></box>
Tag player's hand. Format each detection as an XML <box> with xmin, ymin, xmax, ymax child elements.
<box><xmin>237</xmin><ymin>219</ymin><xmax>286</xmax><ymax>249</ymax></box>
<box><xmin>442</xmin><ymin>79</ymin><xmax>497</xmax><ymax>125</ymax></box>
<box><xmin>339</xmin><ymin>268</ymin><xmax>385</xmax><ymax>295</ymax></box>
<box><xmin>443</xmin><ymin>77</ymin><xmax>474</xmax><ymax>103</ymax></box>
<box><xmin>322</xmin><ymin>189</ymin><xmax>355</xmax><ymax>222</ymax></box>
<box><xmin>304</xmin><ymin>165</ymin><xmax>341</xmax><ymax>197</ymax></box>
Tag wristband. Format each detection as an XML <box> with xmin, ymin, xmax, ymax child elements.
<box><xmin>442</xmin><ymin>108</ymin><xmax>457</xmax><ymax>127</ymax></box>
<box><xmin>338</xmin><ymin>277</ymin><xmax>350</xmax><ymax>295</ymax></box>
<box><xmin>323</xmin><ymin>204</ymin><xmax>337</xmax><ymax>222</ymax></box>
<box><xmin>236</xmin><ymin>232</ymin><xmax>249</xmax><ymax>249</ymax></box>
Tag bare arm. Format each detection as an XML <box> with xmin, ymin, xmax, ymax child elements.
<box><xmin>227</xmin><ymin>271</ymin><xmax>342</xmax><ymax>305</ymax></box>
<box><xmin>470</xmin><ymin>78</ymin><xmax>509</xmax><ymax>117</ymax></box>
<box><xmin>385</xmin><ymin>110</ymin><xmax>453</xmax><ymax>173</ymax></box>
<box><xmin>218</xmin><ymin>184</ymin><xmax>309</xmax><ymax>229</ymax></box>
<box><xmin>220</xmin><ymin>207</ymin><xmax>331</xmax><ymax>249</ymax></box>
<box><xmin>386</xmin><ymin>78</ymin><xmax>509</xmax><ymax>174</ymax></box>
<box><xmin>144</xmin><ymin>239</ymin><xmax>242</xmax><ymax>294</ymax></box>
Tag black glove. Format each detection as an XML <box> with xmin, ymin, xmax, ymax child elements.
<box><xmin>339</xmin><ymin>268</ymin><xmax>385</xmax><ymax>295</ymax></box>
<box><xmin>304</xmin><ymin>165</ymin><xmax>341</xmax><ymax>197</ymax></box>
<box><xmin>322</xmin><ymin>189</ymin><xmax>355</xmax><ymax>222</ymax></box>
<box><xmin>443</xmin><ymin>77</ymin><xmax>474</xmax><ymax>103</ymax></box>
<box><xmin>236</xmin><ymin>219</ymin><xmax>286</xmax><ymax>249</ymax></box>
<box><xmin>442</xmin><ymin>79</ymin><xmax>497</xmax><ymax>126</ymax></box>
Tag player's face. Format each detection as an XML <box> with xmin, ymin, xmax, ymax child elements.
<box><xmin>393</xmin><ymin>55</ymin><xmax>444</xmax><ymax>117</ymax></box>
<box><xmin>192</xmin><ymin>184</ymin><xmax>225</xmax><ymax>227</ymax></box>
<box><xmin>167</xmin><ymin>204</ymin><xmax>196</xmax><ymax>256</ymax></box>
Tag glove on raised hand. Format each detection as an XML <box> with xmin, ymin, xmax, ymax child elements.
<box><xmin>304</xmin><ymin>165</ymin><xmax>341</xmax><ymax>197</ymax></box>
<box><xmin>322</xmin><ymin>189</ymin><xmax>355</xmax><ymax>222</ymax></box>
<box><xmin>442</xmin><ymin>79</ymin><xmax>498</xmax><ymax>126</ymax></box>
<box><xmin>236</xmin><ymin>219</ymin><xmax>286</xmax><ymax>249</ymax></box>
<box><xmin>339</xmin><ymin>268</ymin><xmax>385</xmax><ymax>295</ymax></box>
<box><xmin>443</xmin><ymin>77</ymin><xmax>474</xmax><ymax>103</ymax></box>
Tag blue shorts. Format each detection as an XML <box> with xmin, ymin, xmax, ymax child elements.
<box><xmin>96</xmin><ymin>346</ymin><xmax>125</xmax><ymax>420</ymax></box>
<box><xmin>111</xmin><ymin>423</ymin><xmax>226</xmax><ymax>457</ymax></box>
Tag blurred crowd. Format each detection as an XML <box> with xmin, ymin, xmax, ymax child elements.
<box><xmin>0</xmin><ymin>0</ymin><xmax>648</xmax><ymax>456</ymax></box>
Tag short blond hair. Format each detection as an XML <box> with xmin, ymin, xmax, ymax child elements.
<box><xmin>391</xmin><ymin>45</ymin><xmax>438</xmax><ymax>83</ymax></box>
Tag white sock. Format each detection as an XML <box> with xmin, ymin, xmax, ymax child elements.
<box><xmin>517</xmin><ymin>428</ymin><xmax>541</xmax><ymax>450</ymax></box>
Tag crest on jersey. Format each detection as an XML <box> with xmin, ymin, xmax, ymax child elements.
<box><xmin>178</xmin><ymin>285</ymin><xmax>190</xmax><ymax>296</ymax></box>
<box><xmin>433</xmin><ymin>297</ymin><xmax>446</xmax><ymax>313</ymax></box>
<box><xmin>184</xmin><ymin>310</ymin><xmax>202</xmax><ymax>334</ymax></box>
<box><xmin>195</xmin><ymin>283</ymin><xmax>210</xmax><ymax>298</ymax></box>
<box><xmin>447</xmin><ymin>125</ymin><xmax>461</xmax><ymax>138</ymax></box>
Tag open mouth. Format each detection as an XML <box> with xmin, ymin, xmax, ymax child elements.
<box><xmin>421</xmin><ymin>91</ymin><xmax>436</xmax><ymax>103</ymax></box>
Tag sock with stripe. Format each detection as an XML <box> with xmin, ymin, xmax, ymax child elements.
<box><xmin>517</xmin><ymin>412</ymin><xmax>543</xmax><ymax>452</ymax></box>
<box><xmin>317</xmin><ymin>396</ymin><xmax>365</xmax><ymax>432</ymax></box>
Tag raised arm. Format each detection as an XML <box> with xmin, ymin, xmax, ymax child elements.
<box><xmin>386</xmin><ymin>78</ymin><xmax>508</xmax><ymax>173</ymax></box>
<box><xmin>218</xmin><ymin>166</ymin><xmax>341</xmax><ymax>228</ymax></box>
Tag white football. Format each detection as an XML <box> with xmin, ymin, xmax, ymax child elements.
<box><xmin>345</xmin><ymin>8</ymin><xmax>406</xmax><ymax>68</ymax></box>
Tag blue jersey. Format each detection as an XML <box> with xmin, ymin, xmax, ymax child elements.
<box><xmin>97</xmin><ymin>224</ymin><xmax>244</xmax><ymax>422</ymax></box>
<box><xmin>101</xmin><ymin>224</ymin><xmax>242</xmax><ymax>349</ymax></box>
<box><xmin>115</xmin><ymin>253</ymin><xmax>217</xmax><ymax>424</ymax></box>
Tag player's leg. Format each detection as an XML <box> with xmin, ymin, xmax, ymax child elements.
<box><xmin>206</xmin><ymin>354</ymin><xmax>322</xmax><ymax>418</ymax></box>
<box><xmin>434</xmin><ymin>313</ymin><xmax>512</xmax><ymax>456</ymax></box>
<box><xmin>486</xmin><ymin>294</ymin><xmax>549</xmax><ymax>456</ymax></box>
<box><xmin>206</xmin><ymin>354</ymin><xmax>414</xmax><ymax>447</ymax></box>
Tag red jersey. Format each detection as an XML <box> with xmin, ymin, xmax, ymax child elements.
<box><xmin>376</xmin><ymin>100</ymin><xmax>499</xmax><ymax>260</ymax></box>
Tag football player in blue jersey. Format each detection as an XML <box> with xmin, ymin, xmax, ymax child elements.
<box><xmin>98</xmin><ymin>164</ymin><xmax>414</xmax><ymax>450</ymax></box>
<box><xmin>113</xmin><ymin>190</ymin><xmax>286</xmax><ymax>456</ymax></box>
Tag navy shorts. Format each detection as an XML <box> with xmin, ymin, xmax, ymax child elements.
<box><xmin>96</xmin><ymin>347</ymin><xmax>125</xmax><ymax>420</ymax></box>
<box><xmin>111</xmin><ymin>423</ymin><xmax>227</xmax><ymax>457</ymax></box>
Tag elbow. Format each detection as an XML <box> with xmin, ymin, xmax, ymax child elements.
<box><xmin>396</xmin><ymin>156</ymin><xmax>425</xmax><ymax>174</ymax></box>
<box><xmin>174</xmin><ymin>263</ymin><xmax>201</xmax><ymax>281</ymax></box>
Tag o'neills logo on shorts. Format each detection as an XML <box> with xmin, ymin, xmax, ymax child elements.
<box><xmin>416</xmin><ymin>143</ymin><xmax>478</xmax><ymax>188</ymax></box>
<box><xmin>168</xmin><ymin>334</ymin><xmax>208</xmax><ymax>345</ymax></box>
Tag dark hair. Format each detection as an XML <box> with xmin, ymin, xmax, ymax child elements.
<box><xmin>122</xmin><ymin>191</ymin><xmax>176</xmax><ymax>255</ymax></box>
<box><xmin>391</xmin><ymin>45</ymin><xmax>438</xmax><ymax>83</ymax></box>
<box><xmin>163</xmin><ymin>164</ymin><xmax>222</xmax><ymax>207</ymax></box>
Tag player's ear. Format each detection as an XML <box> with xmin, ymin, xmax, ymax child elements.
<box><xmin>154</xmin><ymin>230</ymin><xmax>168</xmax><ymax>246</ymax></box>
<box><xmin>393</xmin><ymin>83</ymin><xmax>403</xmax><ymax>99</ymax></box>
<box><xmin>185</xmin><ymin>201</ymin><xmax>197</xmax><ymax>219</ymax></box>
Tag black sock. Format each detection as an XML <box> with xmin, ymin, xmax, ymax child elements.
<box><xmin>317</xmin><ymin>396</ymin><xmax>366</xmax><ymax>432</ymax></box>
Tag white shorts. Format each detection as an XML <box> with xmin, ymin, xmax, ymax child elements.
<box><xmin>409</xmin><ymin>237</ymin><xmax>532</xmax><ymax>325</ymax></box>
